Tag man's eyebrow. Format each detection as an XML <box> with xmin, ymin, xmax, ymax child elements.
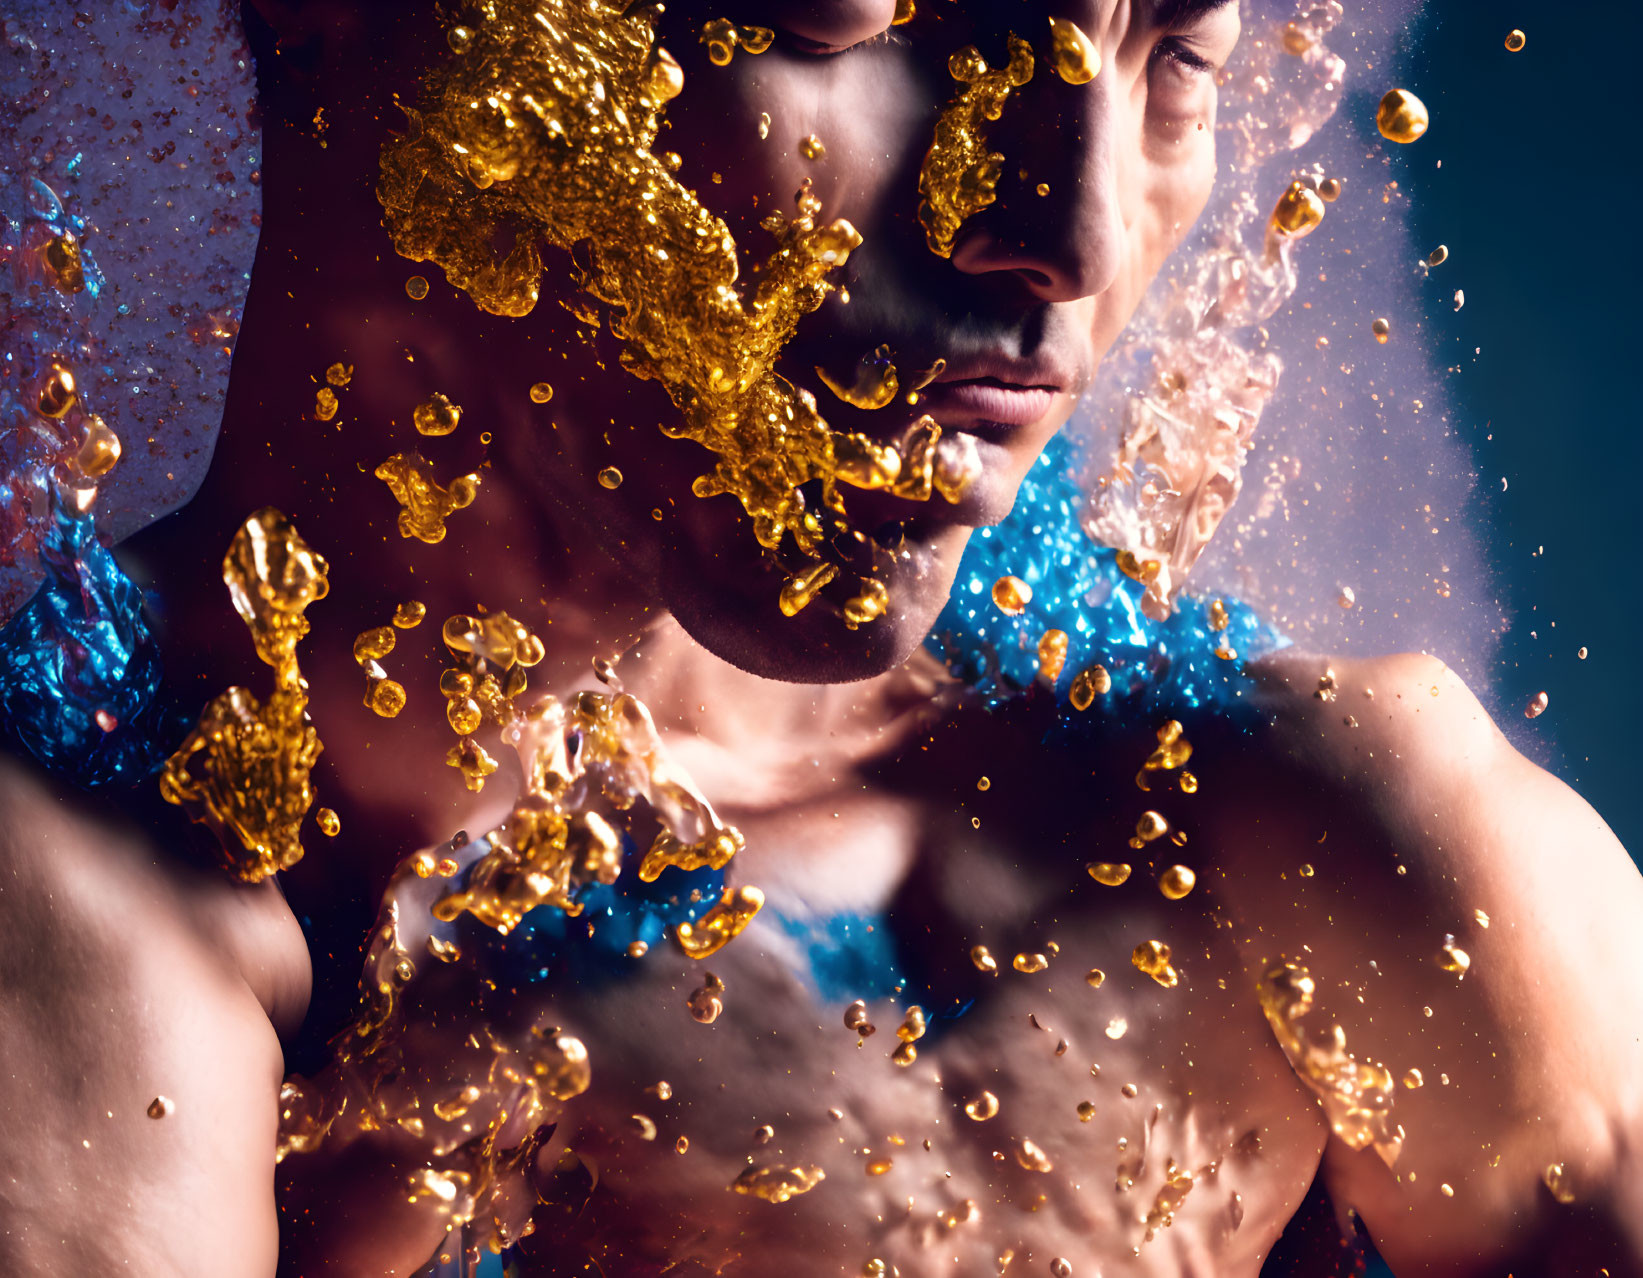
<box><xmin>1148</xmin><ymin>0</ymin><xmax>1237</xmax><ymax>30</ymax></box>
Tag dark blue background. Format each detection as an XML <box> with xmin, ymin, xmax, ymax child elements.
<box><xmin>1399</xmin><ymin>6</ymin><xmax>1641</xmax><ymax>865</ymax></box>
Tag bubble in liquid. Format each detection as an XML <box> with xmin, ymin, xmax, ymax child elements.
<box><xmin>405</xmin><ymin>275</ymin><xmax>430</xmax><ymax>300</ymax></box>
<box><xmin>1376</xmin><ymin>88</ymin><xmax>1429</xmax><ymax>143</ymax></box>
<box><xmin>1087</xmin><ymin>861</ymin><xmax>1132</xmax><ymax>887</ymax></box>
<box><xmin>598</xmin><ymin>466</ymin><xmax>624</xmax><ymax>489</ymax></box>
<box><xmin>991</xmin><ymin>575</ymin><xmax>1032</xmax><ymax>615</ymax></box>
<box><xmin>1505</xmin><ymin>29</ymin><xmax>1527</xmax><ymax>52</ymax></box>
<box><xmin>413</xmin><ymin>391</ymin><xmax>463</xmax><ymax>437</ymax></box>
<box><xmin>1046</xmin><ymin>16</ymin><xmax>1101</xmax><ymax>84</ymax></box>
<box><xmin>528</xmin><ymin>381</ymin><xmax>554</xmax><ymax>404</ymax></box>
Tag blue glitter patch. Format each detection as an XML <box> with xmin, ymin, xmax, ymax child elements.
<box><xmin>926</xmin><ymin>431</ymin><xmax>1287</xmax><ymax>725</ymax></box>
<box><xmin>0</xmin><ymin>485</ymin><xmax>179</xmax><ymax>788</ymax></box>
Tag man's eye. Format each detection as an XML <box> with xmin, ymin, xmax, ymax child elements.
<box><xmin>776</xmin><ymin>26</ymin><xmax>897</xmax><ymax>57</ymax></box>
<box><xmin>1151</xmin><ymin>36</ymin><xmax>1215</xmax><ymax>77</ymax></box>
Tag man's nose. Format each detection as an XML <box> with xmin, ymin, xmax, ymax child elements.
<box><xmin>948</xmin><ymin>67</ymin><xmax>1128</xmax><ymax>305</ymax></box>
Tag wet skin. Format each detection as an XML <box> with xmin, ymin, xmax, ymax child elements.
<box><xmin>8</xmin><ymin>1</ymin><xmax>1642</xmax><ymax>1276</ymax></box>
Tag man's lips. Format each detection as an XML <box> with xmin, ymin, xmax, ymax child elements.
<box><xmin>916</xmin><ymin>377</ymin><xmax>1059</xmax><ymax>433</ymax></box>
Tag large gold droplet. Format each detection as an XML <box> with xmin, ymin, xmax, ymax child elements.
<box><xmin>74</xmin><ymin>414</ymin><xmax>122</xmax><ymax>478</ymax></box>
<box><xmin>731</xmin><ymin>1162</ymin><xmax>825</xmax><ymax>1203</ymax></box>
<box><xmin>1376</xmin><ymin>89</ymin><xmax>1430</xmax><ymax>144</ymax></box>
<box><xmin>1069</xmin><ymin>664</ymin><xmax>1111</xmax><ymax>710</ymax></box>
<box><xmin>816</xmin><ymin>348</ymin><xmax>900</xmax><ymax>410</ymax></box>
<box><xmin>1134</xmin><ymin>811</ymin><xmax>1168</xmax><ymax>843</ymax></box>
<box><xmin>779</xmin><ymin>561</ymin><xmax>838</xmax><ymax>618</ymax></box>
<box><xmin>1271</xmin><ymin>180</ymin><xmax>1325</xmax><ymax>237</ymax></box>
<box><xmin>992</xmin><ymin>575</ymin><xmax>1032</xmax><ymax>616</ymax></box>
<box><xmin>1132</xmin><ymin>939</ymin><xmax>1179</xmax><ymax>988</ymax></box>
<box><xmin>1046</xmin><ymin>16</ymin><xmax>1101</xmax><ymax>85</ymax></box>
<box><xmin>316</xmin><ymin>807</ymin><xmax>341</xmax><ymax>837</ymax></box>
<box><xmin>528</xmin><ymin>381</ymin><xmax>554</xmax><ymax>404</ymax></box>
<box><xmin>1037</xmin><ymin>629</ymin><xmax>1069</xmax><ymax>682</ymax></box>
<box><xmin>1087</xmin><ymin>861</ymin><xmax>1131</xmax><ymax>887</ymax></box>
<box><xmin>970</xmin><ymin>944</ymin><xmax>998</xmax><ymax>974</ymax></box>
<box><xmin>393</xmin><ymin>600</ymin><xmax>426</xmax><ymax>629</ymax></box>
<box><xmin>676</xmin><ymin>885</ymin><xmax>765</xmax><ymax>959</ymax></box>
<box><xmin>597</xmin><ymin>466</ymin><xmax>624</xmax><ymax>489</ymax></box>
<box><xmin>1158</xmin><ymin>865</ymin><xmax>1196</xmax><ymax>900</ymax></box>
<box><xmin>413</xmin><ymin>391</ymin><xmax>463</xmax><ymax>437</ymax></box>
<box><xmin>1013</xmin><ymin>951</ymin><xmax>1049</xmax><ymax>974</ymax></box>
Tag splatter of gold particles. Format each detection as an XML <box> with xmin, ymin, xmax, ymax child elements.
<box><xmin>1376</xmin><ymin>88</ymin><xmax>1429</xmax><ymax>143</ymax></box>
<box><xmin>376</xmin><ymin>0</ymin><xmax>969</xmax><ymax>624</ymax></box>
<box><xmin>412</xmin><ymin>391</ymin><xmax>462</xmax><ymax>437</ymax></box>
<box><xmin>916</xmin><ymin>35</ymin><xmax>1035</xmax><ymax>257</ymax></box>
<box><xmin>732</xmin><ymin>1162</ymin><xmax>825</xmax><ymax>1203</ymax></box>
<box><xmin>375</xmin><ymin>452</ymin><xmax>481</xmax><ymax>544</ymax></box>
<box><xmin>991</xmin><ymin>574</ymin><xmax>1031</xmax><ymax>615</ymax></box>
<box><xmin>1257</xmin><ymin>960</ymin><xmax>1404</xmax><ymax>1165</ymax></box>
<box><xmin>1046</xmin><ymin>16</ymin><xmax>1100</xmax><ymax>84</ymax></box>
<box><xmin>405</xmin><ymin>274</ymin><xmax>430</xmax><ymax>299</ymax></box>
<box><xmin>160</xmin><ymin>510</ymin><xmax>328</xmax><ymax>883</ymax></box>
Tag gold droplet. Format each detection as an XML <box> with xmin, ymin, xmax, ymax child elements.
<box><xmin>1207</xmin><ymin>599</ymin><xmax>1230</xmax><ymax>632</ymax></box>
<box><xmin>38</xmin><ymin>365</ymin><xmax>77</xmax><ymax>418</ymax></box>
<box><xmin>1015</xmin><ymin>1138</ymin><xmax>1053</xmax><ymax>1173</ymax></box>
<box><xmin>316</xmin><ymin>807</ymin><xmax>341</xmax><ymax>837</ymax></box>
<box><xmin>976</xmin><ymin>776</ymin><xmax>991</xmax><ymax>792</ymax></box>
<box><xmin>778</xmin><ymin>560</ymin><xmax>839</xmax><ymax>618</ymax></box>
<box><xmin>1132</xmin><ymin>939</ymin><xmax>1179</xmax><ymax>989</ymax></box>
<box><xmin>366</xmin><ymin>678</ymin><xmax>407</xmax><ymax>719</ymax></box>
<box><xmin>1299</xmin><ymin>863</ymin><xmax>1315</xmax><ymax>878</ymax></box>
<box><xmin>1085</xmin><ymin>967</ymin><xmax>1105</xmax><ymax>988</ymax></box>
<box><xmin>353</xmin><ymin>625</ymin><xmax>397</xmax><ymax>665</ymax></box>
<box><xmin>1069</xmin><ymin>665</ymin><xmax>1111</xmax><ymax>710</ymax></box>
<box><xmin>1505</xmin><ymin>28</ymin><xmax>1526</xmax><ymax>52</ymax></box>
<box><xmin>528</xmin><ymin>381</ymin><xmax>554</xmax><ymax>404</ymax></box>
<box><xmin>676</xmin><ymin>1136</ymin><xmax>690</xmax><ymax>1154</ymax></box>
<box><xmin>1012</xmin><ymin>951</ymin><xmax>1049</xmax><ymax>974</ymax></box>
<box><xmin>630</xmin><ymin>1113</ymin><xmax>658</xmax><ymax>1141</ymax></box>
<box><xmin>1371</xmin><ymin>317</ymin><xmax>1391</xmax><ymax>344</ymax></box>
<box><xmin>687</xmin><ymin>978</ymin><xmax>724</xmax><ymax>1024</ymax></box>
<box><xmin>1270</xmin><ymin>180</ymin><xmax>1325</xmax><ymax>237</ymax></box>
<box><xmin>1428</xmin><ymin>244</ymin><xmax>1449</xmax><ymax>267</ymax></box>
<box><xmin>800</xmin><ymin>134</ymin><xmax>826</xmax><ymax>161</ymax></box>
<box><xmin>757</xmin><ymin>112</ymin><xmax>771</xmax><ymax>140</ymax></box>
<box><xmin>313</xmin><ymin>387</ymin><xmax>339</xmax><ymax>422</ymax></box>
<box><xmin>1402</xmin><ymin>1067</ymin><xmax>1424</xmax><ymax>1089</ymax></box>
<box><xmin>1158</xmin><ymin>865</ymin><xmax>1196</xmax><ymax>900</ymax></box>
<box><xmin>1120</xmin><ymin>1082</ymin><xmax>1139</xmax><ymax>1098</ymax></box>
<box><xmin>405</xmin><ymin>275</ymin><xmax>429</xmax><ymax>300</ymax></box>
<box><xmin>1280</xmin><ymin>21</ymin><xmax>1312</xmax><ymax>55</ymax></box>
<box><xmin>1543</xmin><ymin>1162</ymin><xmax>1575</xmax><ymax>1203</ymax></box>
<box><xmin>627</xmin><ymin>940</ymin><xmax>649</xmax><ymax>958</ymax></box>
<box><xmin>74</xmin><ymin>414</ymin><xmax>122</xmax><ymax>478</ymax></box>
<box><xmin>324</xmin><ymin>362</ymin><xmax>352</xmax><ymax>387</ymax></box>
<box><xmin>1525</xmin><ymin>691</ymin><xmax>1549</xmax><ymax>719</ymax></box>
<box><xmin>1134</xmin><ymin>811</ymin><xmax>1168</xmax><ymax>843</ymax></box>
<box><xmin>1474</xmin><ymin>908</ymin><xmax>1490</xmax><ymax>929</ymax></box>
<box><xmin>1376</xmin><ymin>88</ymin><xmax>1430</xmax><ymax>144</ymax></box>
<box><xmin>1046</xmin><ymin>16</ymin><xmax>1101</xmax><ymax>84</ymax></box>
<box><xmin>731</xmin><ymin>1162</ymin><xmax>825</xmax><ymax>1203</ymax></box>
<box><xmin>865</xmin><ymin>1156</ymin><xmax>893</xmax><ymax>1175</ymax></box>
<box><xmin>597</xmin><ymin>466</ymin><xmax>624</xmax><ymax>489</ymax></box>
<box><xmin>964</xmin><ymin>1090</ymin><xmax>1000</xmax><ymax>1121</ymax></box>
<box><xmin>146</xmin><ymin>1096</ymin><xmax>174</xmax><ymax>1119</ymax></box>
<box><xmin>1076</xmin><ymin>1101</ymin><xmax>1097</xmax><ymax>1122</ymax></box>
<box><xmin>413</xmin><ymin>391</ymin><xmax>462</xmax><ymax>437</ymax></box>
<box><xmin>1318</xmin><ymin>176</ymin><xmax>1342</xmax><ymax>202</ymax></box>
<box><xmin>1436</xmin><ymin>934</ymin><xmax>1471</xmax><ymax>976</ymax></box>
<box><xmin>1087</xmin><ymin>861</ymin><xmax>1131</xmax><ymax>887</ymax></box>
<box><xmin>676</xmin><ymin>885</ymin><xmax>765</xmax><ymax>960</ymax></box>
<box><xmin>1035</xmin><ymin>182</ymin><xmax>1050</xmax><ymax>197</ymax></box>
<box><xmin>42</xmin><ymin>232</ymin><xmax>85</xmax><ymax>293</ymax></box>
<box><xmin>393</xmin><ymin>600</ymin><xmax>426</xmax><ymax>629</ymax></box>
<box><xmin>1105</xmin><ymin>1016</ymin><xmax>1127</xmax><ymax>1040</ymax></box>
<box><xmin>897</xmin><ymin>1005</ymin><xmax>928</xmax><ymax>1043</ymax></box>
<box><xmin>1037</xmin><ymin>629</ymin><xmax>1069</xmax><ymax>683</ymax></box>
<box><xmin>892</xmin><ymin>1041</ymin><xmax>918</xmax><ymax>1067</ymax></box>
<box><xmin>970</xmin><ymin>944</ymin><xmax>998</xmax><ymax>974</ymax></box>
<box><xmin>1178</xmin><ymin>772</ymin><xmax>1199</xmax><ymax>794</ymax></box>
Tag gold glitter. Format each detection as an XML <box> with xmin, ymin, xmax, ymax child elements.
<box><xmin>1257</xmin><ymin>960</ymin><xmax>1403</xmax><ymax>1164</ymax></box>
<box><xmin>375</xmin><ymin>453</ymin><xmax>481</xmax><ymax>544</ymax></box>
<box><xmin>1525</xmin><ymin>691</ymin><xmax>1549</xmax><ymax>719</ymax></box>
<box><xmin>1505</xmin><ymin>29</ymin><xmax>1527</xmax><ymax>52</ymax></box>
<box><xmin>1437</xmin><ymin>934</ymin><xmax>1471</xmax><ymax>976</ymax></box>
<box><xmin>1037</xmin><ymin>629</ymin><xmax>1069</xmax><ymax>682</ymax></box>
<box><xmin>73</xmin><ymin>414</ymin><xmax>121</xmax><ymax>479</ymax></box>
<box><xmin>1046</xmin><ymin>16</ymin><xmax>1101</xmax><ymax>84</ymax></box>
<box><xmin>916</xmin><ymin>36</ymin><xmax>1036</xmax><ymax>257</ymax></box>
<box><xmin>1158</xmin><ymin>865</ymin><xmax>1196</xmax><ymax>900</ymax></box>
<box><xmin>676</xmin><ymin>885</ymin><xmax>765</xmax><ymax>959</ymax></box>
<box><xmin>964</xmin><ymin>1090</ymin><xmax>1000</xmax><ymax>1121</ymax></box>
<box><xmin>160</xmin><ymin>510</ymin><xmax>328</xmax><ymax>883</ymax></box>
<box><xmin>597</xmin><ymin>466</ymin><xmax>624</xmax><ymax>490</ymax></box>
<box><xmin>316</xmin><ymin>807</ymin><xmax>341</xmax><ymax>837</ymax></box>
<box><xmin>528</xmin><ymin>381</ymin><xmax>554</xmax><ymax>404</ymax></box>
<box><xmin>412</xmin><ymin>391</ymin><xmax>463</xmax><ymax>437</ymax></box>
<box><xmin>1069</xmin><ymin>664</ymin><xmax>1111</xmax><ymax>709</ymax></box>
<box><xmin>732</xmin><ymin>1163</ymin><xmax>824</xmax><ymax>1204</ymax></box>
<box><xmin>1015</xmin><ymin>1138</ymin><xmax>1053</xmax><ymax>1173</ymax></box>
<box><xmin>1270</xmin><ymin>180</ymin><xmax>1325</xmax><ymax>237</ymax></box>
<box><xmin>378</xmin><ymin>1</ymin><xmax>946</xmax><ymax>621</ymax></box>
<box><xmin>393</xmin><ymin>600</ymin><xmax>426</xmax><ymax>629</ymax></box>
<box><xmin>970</xmin><ymin>944</ymin><xmax>998</xmax><ymax>974</ymax></box>
<box><xmin>1376</xmin><ymin>88</ymin><xmax>1429</xmax><ymax>144</ymax></box>
<box><xmin>1132</xmin><ymin>940</ymin><xmax>1179</xmax><ymax>989</ymax></box>
<box><xmin>405</xmin><ymin>275</ymin><xmax>429</xmax><ymax>299</ymax></box>
<box><xmin>1012</xmin><ymin>952</ymin><xmax>1049</xmax><ymax>974</ymax></box>
<box><xmin>1087</xmin><ymin>861</ymin><xmax>1131</xmax><ymax>887</ymax></box>
<box><xmin>146</xmin><ymin>1096</ymin><xmax>174</xmax><ymax>1119</ymax></box>
<box><xmin>1543</xmin><ymin>1162</ymin><xmax>1575</xmax><ymax>1204</ymax></box>
<box><xmin>314</xmin><ymin>387</ymin><xmax>339</xmax><ymax>422</ymax></box>
<box><xmin>700</xmin><ymin>19</ymin><xmax>773</xmax><ymax>67</ymax></box>
<box><xmin>1371</xmin><ymin>317</ymin><xmax>1391</xmax><ymax>344</ymax></box>
<box><xmin>800</xmin><ymin>134</ymin><xmax>826</xmax><ymax>161</ymax></box>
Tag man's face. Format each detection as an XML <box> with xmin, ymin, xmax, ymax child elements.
<box><xmin>508</xmin><ymin>0</ymin><xmax>1239</xmax><ymax>680</ymax></box>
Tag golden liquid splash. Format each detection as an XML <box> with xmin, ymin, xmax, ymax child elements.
<box><xmin>376</xmin><ymin>0</ymin><xmax>960</xmax><ymax>621</ymax></box>
<box><xmin>732</xmin><ymin>1162</ymin><xmax>825</xmax><ymax>1203</ymax></box>
<box><xmin>1046</xmin><ymin>16</ymin><xmax>1101</xmax><ymax>85</ymax></box>
<box><xmin>916</xmin><ymin>35</ymin><xmax>1035</xmax><ymax>258</ymax></box>
<box><xmin>375</xmin><ymin>452</ymin><xmax>481</xmax><ymax>544</ymax></box>
<box><xmin>1376</xmin><ymin>88</ymin><xmax>1429</xmax><ymax>143</ymax></box>
<box><xmin>1257</xmin><ymin>960</ymin><xmax>1404</xmax><ymax>1165</ymax></box>
<box><xmin>160</xmin><ymin>510</ymin><xmax>328</xmax><ymax>883</ymax></box>
<box><xmin>815</xmin><ymin>345</ymin><xmax>900</xmax><ymax>410</ymax></box>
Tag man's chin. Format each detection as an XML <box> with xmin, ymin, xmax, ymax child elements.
<box><xmin>662</xmin><ymin>523</ymin><xmax>971</xmax><ymax>686</ymax></box>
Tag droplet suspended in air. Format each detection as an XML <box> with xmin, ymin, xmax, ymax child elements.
<box><xmin>1505</xmin><ymin>29</ymin><xmax>1527</xmax><ymax>52</ymax></box>
<box><xmin>991</xmin><ymin>575</ymin><xmax>1032</xmax><ymax>615</ymax></box>
<box><xmin>1376</xmin><ymin>88</ymin><xmax>1430</xmax><ymax>144</ymax></box>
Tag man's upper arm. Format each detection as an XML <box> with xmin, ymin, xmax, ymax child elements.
<box><xmin>1224</xmin><ymin>651</ymin><xmax>1643</xmax><ymax>1276</ymax></box>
